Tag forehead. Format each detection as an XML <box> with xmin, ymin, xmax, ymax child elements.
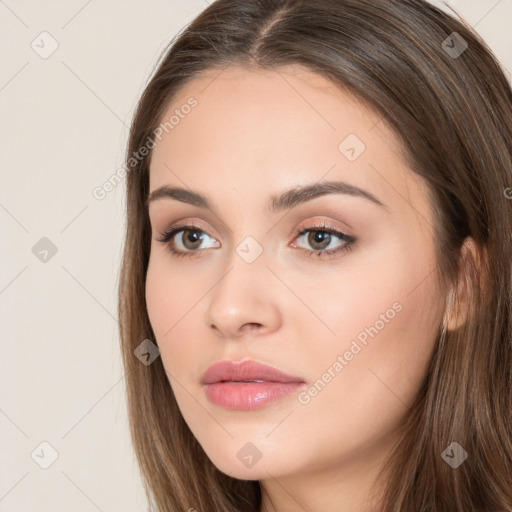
<box><xmin>148</xmin><ymin>64</ymin><xmax>431</xmax><ymax>225</ymax></box>
<box><xmin>155</xmin><ymin>63</ymin><xmax>389</xmax><ymax>148</ymax></box>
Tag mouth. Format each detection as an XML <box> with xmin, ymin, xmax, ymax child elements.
<box><xmin>201</xmin><ymin>359</ymin><xmax>306</xmax><ymax>410</ymax></box>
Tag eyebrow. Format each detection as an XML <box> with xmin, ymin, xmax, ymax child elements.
<box><xmin>146</xmin><ymin>180</ymin><xmax>389</xmax><ymax>214</ymax></box>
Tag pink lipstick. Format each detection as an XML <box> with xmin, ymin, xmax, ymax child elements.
<box><xmin>201</xmin><ymin>359</ymin><xmax>306</xmax><ymax>410</ymax></box>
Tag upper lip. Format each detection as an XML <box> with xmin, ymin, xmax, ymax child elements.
<box><xmin>201</xmin><ymin>359</ymin><xmax>305</xmax><ymax>384</ymax></box>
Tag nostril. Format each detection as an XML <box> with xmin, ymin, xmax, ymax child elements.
<box><xmin>242</xmin><ymin>322</ymin><xmax>263</xmax><ymax>332</ymax></box>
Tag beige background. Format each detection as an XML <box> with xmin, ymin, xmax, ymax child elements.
<box><xmin>0</xmin><ymin>1</ymin><xmax>510</xmax><ymax>510</ymax></box>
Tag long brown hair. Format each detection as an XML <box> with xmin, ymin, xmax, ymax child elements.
<box><xmin>118</xmin><ymin>1</ymin><xmax>512</xmax><ymax>510</ymax></box>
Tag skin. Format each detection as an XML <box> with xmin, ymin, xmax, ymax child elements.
<box><xmin>145</xmin><ymin>64</ymin><xmax>463</xmax><ymax>511</ymax></box>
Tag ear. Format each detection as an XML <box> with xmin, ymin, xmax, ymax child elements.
<box><xmin>443</xmin><ymin>237</ymin><xmax>480</xmax><ymax>332</ymax></box>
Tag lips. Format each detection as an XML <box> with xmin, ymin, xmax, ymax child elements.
<box><xmin>201</xmin><ymin>359</ymin><xmax>305</xmax><ymax>385</ymax></box>
<box><xmin>201</xmin><ymin>360</ymin><xmax>306</xmax><ymax>410</ymax></box>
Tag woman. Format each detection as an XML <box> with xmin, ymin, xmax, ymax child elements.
<box><xmin>118</xmin><ymin>0</ymin><xmax>512</xmax><ymax>510</ymax></box>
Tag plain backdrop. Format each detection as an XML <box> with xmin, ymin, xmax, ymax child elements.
<box><xmin>0</xmin><ymin>1</ymin><xmax>510</xmax><ymax>510</ymax></box>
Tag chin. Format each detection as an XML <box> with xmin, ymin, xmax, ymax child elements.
<box><xmin>203</xmin><ymin>443</ymin><xmax>297</xmax><ymax>481</ymax></box>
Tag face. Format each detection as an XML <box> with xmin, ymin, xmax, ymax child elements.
<box><xmin>145</xmin><ymin>64</ymin><xmax>444</xmax><ymax>491</ymax></box>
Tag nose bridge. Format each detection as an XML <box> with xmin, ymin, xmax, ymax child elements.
<box><xmin>204</xmin><ymin>237</ymin><xmax>281</xmax><ymax>338</ymax></box>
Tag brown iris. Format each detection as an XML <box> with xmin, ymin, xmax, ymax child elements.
<box><xmin>181</xmin><ymin>229</ymin><xmax>204</xmax><ymax>250</ymax></box>
<box><xmin>307</xmin><ymin>230</ymin><xmax>331</xmax><ymax>251</ymax></box>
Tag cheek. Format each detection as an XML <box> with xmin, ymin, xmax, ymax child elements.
<box><xmin>288</xmin><ymin>275</ymin><xmax>439</xmax><ymax>457</ymax></box>
<box><xmin>292</xmin><ymin>260</ymin><xmax>436</xmax><ymax>347</ymax></box>
<box><xmin>145</xmin><ymin>255</ymin><xmax>196</xmax><ymax>358</ymax></box>
<box><xmin>293</xmin><ymin>241</ymin><xmax>441</xmax><ymax>403</ymax></box>
<box><xmin>145</xmin><ymin>253</ymin><xmax>216</xmax><ymax>389</ymax></box>
<box><xmin>145</xmin><ymin>253</ymin><xmax>199</xmax><ymax>335</ymax></box>
<box><xmin>319</xmin><ymin>231</ymin><xmax>441</xmax><ymax>348</ymax></box>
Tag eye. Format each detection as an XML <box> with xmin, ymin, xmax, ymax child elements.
<box><xmin>156</xmin><ymin>224</ymin><xmax>219</xmax><ymax>259</ymax></box>
<box><xmin>291</xmin><ymin>221</ymin><xmax>356</xmax><ymax>259</ymax></box>
<box><xmin>156</xmin><ymin>221</ymin><xmax>356</xmax><ymax>260</ymax></box>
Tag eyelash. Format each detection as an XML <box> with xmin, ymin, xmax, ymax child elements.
<box><xmin>156</xmin><ymin>221</ymin><xmax>356</xmax><ymax>261</ymax></box>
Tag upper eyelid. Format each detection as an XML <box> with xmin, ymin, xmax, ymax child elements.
<box><xmin>158</xmin><ymin>213</ymin><xmax>352</xmax><ymax>234</ymax></box>
<box><xmin>161</xmin><ymin>220</ymin><xmax>220</xmax><ymax>240</ymax></box>
<box><xmin>160</xmin><ymin>221</ymin><xmax>350</xmax><ymax>245</ymax></box>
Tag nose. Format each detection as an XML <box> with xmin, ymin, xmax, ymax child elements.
<box><xmin>204</xmin><ymin>255</ymin><xmax>282</xmax><ymax>339</ymax></box>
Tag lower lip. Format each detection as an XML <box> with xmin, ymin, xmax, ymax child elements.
<box><xmin>204</xmin><ymin>381</ymin><xmax>305</xmax><ymax>410</ymax></box>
